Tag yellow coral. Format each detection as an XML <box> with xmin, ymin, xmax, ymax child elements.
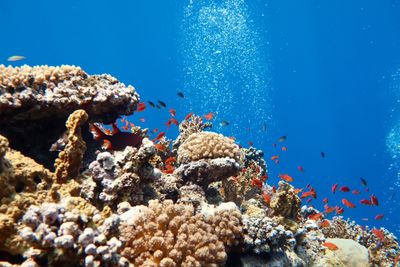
<box><xmin>54</xmin><ymin>109</ymin><xmax>88</xmax><ymax>182</ymax></box>
<box><xmin>120</xmin><ymin>200</ymin><xmax>243</xmax><ymax>267</ymax></box>
<box><xmin>177</xmin><ymin>132</ymin><xmax>242</xmax><ymax>164</ymax></box>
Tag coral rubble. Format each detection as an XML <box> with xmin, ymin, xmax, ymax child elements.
<box><xmin>0</xmin><ymin>65</ymin><xmax>398</xmax><ymax>267</ymax></box>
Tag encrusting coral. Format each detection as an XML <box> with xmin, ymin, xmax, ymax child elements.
<box><xmin>119</xmin><ymin>199</ymin><xmax>243</xmax><ymax>267</ymax></box>
<box><xmin>55</xmin><ymin>109</ymin><xmax>88</xmax><ymax>182</ymax></box>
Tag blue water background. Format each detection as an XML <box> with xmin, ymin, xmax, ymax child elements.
<box><xmin>2</xmin><ymin>0</ymin><xmax>400</xmax><ymax>235</ymax></box>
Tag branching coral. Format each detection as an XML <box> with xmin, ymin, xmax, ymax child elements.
<box><xmin>54</xmin><ymin>110</ymin><xmax>88</xmax><ymax>183</ymax></box>
<box><xmin>119</xmin><ymin>200</ymin><xmax>243</xmax><ymax>267</ymax></box>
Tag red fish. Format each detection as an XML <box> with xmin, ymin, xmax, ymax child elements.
<box><xmin>323</xmin><ymin>198</ymin><xmax>329</xmax><ymax>204</ymax></box>
<box><xmin>306</xmin><ymin>198</ymin><xmax>313</xmax><ymax>203</ymax></box>
<box><xmin>279</xmin><ymin>173</ymin><xmax>294</xmax><ymax>182</ymax></box>
<box><xmin>374</xmin><ymin>214</ymin><xmax>384</xmax><ymax>220</ymax></box>
<box><xmin>294</xmin><ymin>188</ymin><xmax>303</xmax><ymax>194</ymax></box>
<box><xmin>323</xmin><ymin>242</ymin><xmax>338</xmax><ymax>251</ymax></box>
<box><xmin>185</xmin><ymin>112</ymin><xmax>194</xmax><ymax>120</ymax></box>
<box><xmin>342</xmin><ymin>198</ymin><xmax>355</xmax><ymax>208</ymax></box>
<box><xmin>332</xmin><ymin>183</ymin><xmax>338</xmax><ymax>194</ymax></box>
<box><xmin>271</xmin><ymin>155</ymin><xmax>279</xmax><ymax>160</ymax></box>
<box><xmin>139</xmin><ymin>118</ymin><xmax>145</xmax><ymax>122</ymax></box>
<box><xmin>301</xmin><ymin>188</ymin><xmax>317</xmax><ymax>199</ymax></box>
<box><xmin>324</xmin><ymin>204</ymin><xmax>336</xmax><ymax>214</ymax></box>
<box><xmin>262</xmin><ymin>192</ymin><xmax>271</xmax><ymax>205</ymax></box>
<box><xmin>165</xmin><ymin>156</ymin><xmax>176</xmax><ymax>165</ymax></box>
<box><xmin>251</xmin><ymin>178</ymin><xmax>263</xmax><ymax>189</ymax></box>
<box><xmin>281</xmin><ymin>146</ymin><xmax>287</xmax><ymax>151</ymax></box>
<box><xmin>370</xmin><ymin>194</ymin><xmax>379</xmax><ymax>206</ymax></box>
<box><xmin>156</xmin><ymin>132</ymin><xmax>166</xmax><ymax>140</ymax></box>
<box><xmin>136</xmin><ymin>102</ymin><xmax>146</xmax><ymax>112</ymax></box>
<box><xmin>272</xmin><ymin>186</ymin><xmax>277</xmax><ymax>193</ymax></box>
<box><xmin>360</xmin><ymin>199</ymin><xmax>372</xmax><ymax>205</ymax></box>
<box><xmin>166</xmin><ymin>118</ymin><xmax>179</xmax><ymax>128</ymax></box>
<box><xmin>371</xmin><ymin>228</ymin><xmax>385</xmax><ymax>241</ymax></box>
<box><xmin>151</xmin><ymin>128</ymin><xmax>159</xmax><ymax>133</ymax></box>
<box><xmin>204</xmin><ymin>112</ymin><xmax>215</xmax><ymax>120</ymax></box>
<box><xmin>335</xmin><ymin>206</ymin><xmax>345</xmax><ymax>215</ymax></box>
<box><xmin>260</xmin><ymin>175</ymin><xmax>268</xmax><ymax>182</ymax></box>
<box><xmin>297</xmin><ymin>166</ymin><xmax>304</xmax><ymax>172</ymax></box>
<box><xmin>248</xmin><ymin>141</ymin><xmax>253</xmax><ymax>146</ymax></box>
<box><xmin>90</xmin><ymin>123</ymin><xmax>143</xmax><ymax>151</ymax></box>
<box><xmin>169</xmin><ymin>108</ymin><xmax>176</xmax><ymax>117</ymax></box>
<box><xmin>308</xmin><ymin>213</ymin><xmax>323</xmax><ymax>221</ymax></box>
<box><xmin>155</xmin><ymin>143</ymin><xmax>165</xmax><ymax>151</ymax></box>
<box><xmin>351</xmin><ymin>189</ymin><xmax>360</xmax><ymax>195</ymax></box>
<box><xmin>340</xmin><ymin>186</ymin><xmax>350</xmax><ymax>193</ymax></box>
<box><xmin>319</xmin><ymin>220</ymin><xmax>330</xmax><ymax>228</ymax></box>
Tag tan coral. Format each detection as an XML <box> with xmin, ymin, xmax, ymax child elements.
<box><xmin>177</xmin><ymin>131</ymin><xmax>242</xmax><ymax>164</ymax></box>
<box><xmin>119</xmin><ymin>200</ymin><xmax>243</xmax><ymax>267</ymax></box>
<box><xmin>270</xmin><ymin>181</ymin><xmax>301</xmax><ymax>231</ymax></box>
<box><xmin>54</xmin><ymin>109</ymin><xmax>88</xmax><ymax>183</ymax></box>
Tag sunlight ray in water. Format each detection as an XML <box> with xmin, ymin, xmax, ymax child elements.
<box><xmin>180</xmin><ymin>0</ymin><xmax>272</xmax><ymax>138</ymax></box>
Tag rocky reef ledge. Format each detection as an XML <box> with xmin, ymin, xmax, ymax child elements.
<box><xmin>0</xmin><ymin>65</ymin><xmax>398</xmax><ymax>267</ymax></box>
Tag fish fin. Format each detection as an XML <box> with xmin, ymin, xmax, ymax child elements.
<box><xmin>90</xmin><ymin>123</ymin><xmax>105</xmax><ymax>140</ymax></box>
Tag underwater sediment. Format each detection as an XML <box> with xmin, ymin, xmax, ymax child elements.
<box><xmin>0</xmin><ymin>65</ymin><xmax>399</xmax><ymax>267</ymax></box>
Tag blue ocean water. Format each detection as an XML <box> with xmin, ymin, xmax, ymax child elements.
<box><xmin>2</xmin><ymin>0</ymin><xmax>400</xmax><ymax>235</ymax></box>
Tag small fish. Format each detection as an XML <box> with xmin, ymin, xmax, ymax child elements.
<box><xmin>278</xmin><ymin>135</ymin><xmax>287</xmax><ymax>142</ymax></box>
<box><xmin>248</xmin><ymin>141</ymin><xmax>253</xmax><ymax>146</ymax></box>
<box><xmin>260</xmin><ymin>175</ymin><xmax>268</xmax><ymax>182</ymax></box>
<box><xmin>301</xmin><ymin>188</ymin><xmax>317</xmax><ymax>199</ymax></box>
<box><xmin>166</xmin><ymin>118</ymin><xmax>179</xmax><ymax>128</ymax></box>
<box><xmin>323</xmin><ymin>198</ymin><xmax>329</xmax><ymax>204</ymax></box>
<box><xmin>156</xmin><ymin>104</ymin><xmax>161</xmax><ymax>109</ymax></box>
<box><xmin>148</xmin><ymin>101</ymin><xmax>155</xmax><ymax>108</ymax></box>
<box><xmin>154</xmin><ymin>143</ymin><xmax>165</xmax><ymax>151</ymax></box>
<box><xmin>251</xmin><ymin>178</ymin><xmax>263</xmax><ymax>189</ymax></box>
<box><xmin>220</xmin><ymin>120</ymin><xmax>229</xmax><ymax>126</ymax></box>
<box><xmin>151</xmin><ymin>128</ymin><xmax>159</xmax><ymax>133</ymax></box>
<box><xmin>281</xmin><ymin>146</ymin><xmax>287</xmax><ymax>151</ymax></box>
<box><xmin>375</xmin><ymin>214</ymin><xmax>384</xmax><ymax>220</ymax></box>
<box><xmin>342</xmin><ymin>198</ymin><xmax>355</xmax><ymax>208</ymax></box>
<box><xmin>185</xmin><ymin>112</ymin><xmax>194</xmax><ymax>120</ymax></box>
<box><xmin>177</xmin><ymin>91</ymin><xmax>184</xmax><ymax>98</ymax></box>
<box><xmin>360</xmin><ymin>177</ymin><xmax>367</xmax><ymax>186</ymax></box>
<box><xmin>204</xmin><ymin>112</ymin><xmax>215</xmax><ymax>120</ymax></box>
<box><xmin>321</xmin><ymin>152</ymin><xmax>325</xmax><ymax>158</ymax></box>
<box><xmin>158</xmin><ymin>100</ymin><xmax>167</xmax><ymax>108</ymax></box>
<box><xmin>351</xmin><ymin>189</ymin><xmax>360</xmax><ymax>195</ymax></box>
<box><xmin>340</xmin><ymin>186</ymin><xmax>350</xmax><ymax>193</ymax></box>
<box><xmin>139</xmin><ymin>118</ymin><xmax>145</xmax><ymax>122</ymax></box>
<box><xmin>324</xmin><ymin>205</ymin><xmax>336</xmax><ymax>214</ymax></box>
<box><xmin>360</xmin><ymin>199</ymin><xmax>372</xmax><ymax>205</ymax></box>
<box><xmin>165</xmin><ymin>156</ymin><xmax>176</xmax><ymax>164</ymax></box>
<box><xmin>136</xmin><ymin>102</ymin><xmax>146</xmax><ymax>112</ymax></box>
<box><xmin>308</xmin><ymin>213</ymin><xmax>323</xmax><ymax>221</ymax></box>
<box><xmin>319</xmin><ymin>220</ymin><xmax>330</xmax><ymax>228</ymax></box>
<box><xmin>332</xmin><ymin>183</ymin><xmax>339</xmax><ymax>194</ymax></box>
<box><xmin>361</xmin><ymin>218</ymin><xmax>369</xmax><ymax>221</ymax></box>
<box><xmin>262</xmin><ymin>192</ymin><xmax>271</xmax><ymax>205</ymax></box>
<box><xmin>169</xmin><ymin>108</ymin><xmax>176</xmax><ymax>117</ymax></box>
<box><xmin>294</xmin><ymin>188</ymin><xmax>303</xmax><ymax>194</ymax></box>
<box><xmin>307</xmin><ymin>198</ymin><xmax>313</xmax><ymax>203</ymax></box>
<box><xmin>335</xmin><ymin>206</ymin><xmax>344</xmax><ymax>215</ymax></box>
<box><xmin>278</xmin><ymin>173</ymin><xmax>294</xmax><ymax>182</ymax></box>
<box><xmin>298</xmin><ymin>166</ymin><xmax>305</xmax><ymax>172</ymax></box>
<box><xmin>371</xmin><ymin>228</ymin><xmax>385</xmax><ymax>241</ymax></box>
<box><xmin>156</xmin><ymin>132</ymin><xmax>166</xmax><ymax>140</ymax></box>
<box><xmin>271</xmin><ymin>155</ymin><xmax>279</xmax><ymax>161</ymax></box>
<box><xmin>323</xmin><ymin>242</ymin><xmax>338</xmax><ymax>251</ymax></box>
<box><xmin>7</xmin><ymin>55</ymin><xmax>26</xmax><ymax>61</ymax></box>
<box><xmin>370</xmin><ymin>194</ymin><xmax>379</xmax><ymax>206</ymax></box>
<box><xmin>262</xmin><ymin>122</ymin><xmax>267</xmax><ymax>132</ymax></box>
<box><xmin>273</xmin><ymin>143</ymin><xmax>277</xmax><ymax>147</ymax></box>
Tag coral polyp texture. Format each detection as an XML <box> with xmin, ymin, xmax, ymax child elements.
<box><xmin>0</xmin><ymin>65</ymin><xmax>399</xmax><ymax>267</ymax></box>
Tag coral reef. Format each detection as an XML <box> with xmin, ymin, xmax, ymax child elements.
<box><xmin>0</xmin><ymin>64</ymin><xmax>399</xmax><ymax>267</ymax></box>
<box><xmin>119</xmin><ymin>199</ymin><xmax>243</xmax><ymax>266</ymax></box>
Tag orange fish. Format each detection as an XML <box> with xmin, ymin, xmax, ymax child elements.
<box><xmin>301</xmin><ymin>188</ymin><xmax>317</xmax><ymax>199</ymax></box>
<box><xmin>371</xmin><ymin>228</ymin><xmax>385</xmax><ymax>241</ymax></box>
<box><xmin>169</xmin><ymin>108</ymin><xmax>176</xmax><ymax>117</ymax></box>
<box><xmin>342</xmin><ymin>198</ymin><xmax>355</xmax><ymax>208</ymax></box>
<box><xmin>151</xmin><ymin>128</ymin><xmax>159</xmax><ymax>133</ymax></box>
<box><xmin>271</xmin><ymin>155</ymin><xmax>279</xmax><ymax>160</ymax></box>
<box><xmin>281</xmin><ymin>146</ymin><xmax>287</xmax><ymax>151</ymax></box>
<box><xmin>323</xmin><ymin>198</ymin><xmax>329</xmax><ymax>204</ymax></box>
<box><xmin>319</xmin><ymin>220</ymin><xmax>330</xmax><ymax>228</ymax></box>
<box><xmin>185</xmin><ymin>112</ymin><xmax>194</xmax><ymax>120</ymax></box>
<box><xmin>155</xmin><ymin>143</ymin><xmax>165</xmax><ymax>151</ymax></box>
<box><xmin>136</xmin><ymin>102</ymin><xmax>146</xmax><ymax>112</ymax></box>
<box><xmin>324</xmin><ymin>204</ymin><xmax>336</xmax><ymax>214</ymax></box>
<box><xmin>308</xmin><ymin>213</ymin><xmax>323</xmax><ymax>221</ymax></box>
<box><xmin>374</xmin><ymin>214</ymin><xmax>384</xmax><ymax>220</ymax></box>
<box><xmin>294</xmin><ymin>188</ymin><xmax>303</xmax><ymax>194</ymax></box>
<box><xmin>165</xmin><ymin>156</ymin><xmax>176</xmax><ymax>165</ymax></box>
<box><xmin>351</xmin><ymin>189</ymin><xmax>360</xmax><ymax>195</ymax></box>
<box><xmin>335</xmin><ymin>206</ymin><xmax>344</xmax><ymax>215</ymax></box>
<box><xmin>332</xmin><ymin>183</ymin><xmax>338</xmax><ymax>194</ymax></box>
<box><xmin>278</xmin><ymin>173</ymin><xmax>294</xmax><ymax>182</ymax></box>
<box><xmin>262</xmin><ymin>192</ymin><xmax>271</xmax><ymax>205</ymax></box>
<box><xmin>204</xmin><ymin>112</ymin><xmax>215</xmax><ymax>120</ymax></box>
<box><xmin>360</xmin><ymin>199</ymin><xmax>371</xmax><ymax>205</ymax></box>
<box><xmin>323</xmin><ymin>242</ymin><xmax>338</xmax><ymax>251</ymax></box>
<box><xmin>156</xmin><ymin>132</ymin><xmax>166</xmax><ymax>140</ymax></box>
<box><xmin>251</xmin><ymin>178</ymin><xmax>263</xmax><ymax>189</ymax></box>
<box><xmin>139</xmin><ymin>118</ymin><xmax>145</xmax><ymax>122</ymax></box>
<box><xmin>260</xmin><ymin>175</ymin><xmax>268</xmax><ymax>182</ymax></box>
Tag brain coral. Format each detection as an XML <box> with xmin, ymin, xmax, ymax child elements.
<box><xmin>177</xmin><ymin>131</ymin><xmax>242</xmax><ymax>164</ymax></box>
<box><xmin>119</xmin><ymin>200</ymin><xmax>243</xmax><ymax>267</ymax></box>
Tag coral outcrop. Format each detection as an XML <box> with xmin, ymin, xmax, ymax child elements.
<box><xmin>0</xmin><ymin>64</ymin><xmax>399</xmax><ymax>267</ymax></box>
